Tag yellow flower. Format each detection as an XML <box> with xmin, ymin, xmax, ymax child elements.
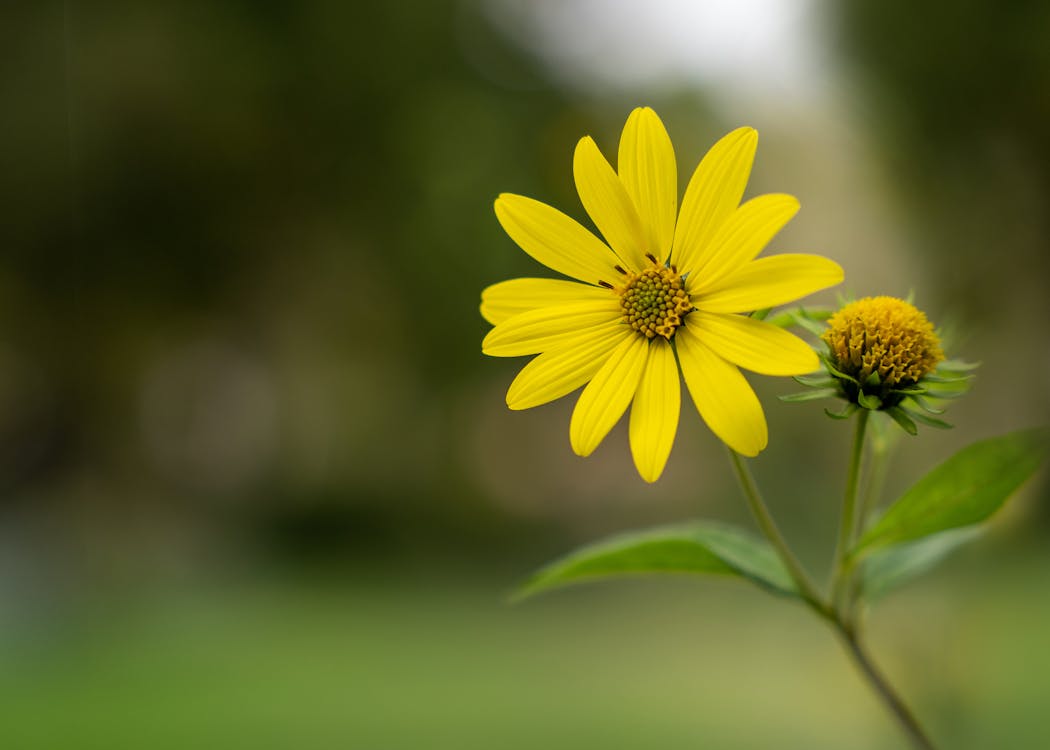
<box><xmin>823</xmin><ymin>296</ymin><xmax>944</xmax><ymax>392</ymax></box>
<box><xmin>481</xmin><ymin>108</ymin><xmax>843</xmax><ymax>482</ymax></box>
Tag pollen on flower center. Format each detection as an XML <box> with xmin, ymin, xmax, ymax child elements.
<box><xmin>617</xmin><ymin>260</ymin><xmax>693</xmax><ymax>340</ymax></box>
<box><xmin>822</xmin><ymin>296</ymin><xmax>943</xmax><ymax>387</ymax></box>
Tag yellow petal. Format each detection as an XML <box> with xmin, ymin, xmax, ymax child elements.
<box><xmin>569</xmin><ymin>334</ymin><xmax>648</xmax><ymax>457</ymax></box>
<box><xmin>686</xmin><ymin>311</ymin><xmax>819</xmax><ymax>375</ymax></box>
<box><xmin>628</xmin><ymin>338</ymin><xmax>680</xmax><ymax>482</ymax></box>
<box><xmin>693</xmin><ymin>254</ymin><xmax>844</xmax><ymax>314</ymax></box>
<box><xmin>617</xmin><ymin>107</ymin><xmax>677</xmax><ymax>262</ymax></box>
<box><xmin>574</xmin><ymin>136</ymin><xmax>649</xmax><ymax>271</ymax></box>
<box><xmin>672</xmin><ymin>127</ymin><xmax>757</xmax><ymax>274</ymax></box>
<box><xmin>687</xmin><ymin>194</ymin><xmax>800</xmax><ymax>291</ymax></box>
<box><xmin>481</xmin><ymin>278</ymin><xmax>613</xmax><ymax>325</ymax></box>
<box><xmin>506</xmin><ymin>326</ymin><xmax>632</xmax><ymax>410</ymax></box>
<box><xmin>482</xmin><ymin>301</ymin><xmax>622</xmax><ymax>357</ymax></box>
<box><xmin>675</xmin><ymin>320</ymin><xmax>768</xmax><ymax>456</ymax></box>
<box><xmin>495</xmin><ymin>194</ymin><xmax>623</xmax><ymax>285</ymax></box>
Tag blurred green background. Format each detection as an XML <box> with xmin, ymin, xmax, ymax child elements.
<box><xmin>2</xmin><ymin>1</ymin><xmax>1048</xmax><ymax>747</ymax></box>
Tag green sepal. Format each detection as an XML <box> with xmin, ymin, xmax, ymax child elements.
<box><xmin>821</xmin><ymin>356</ymin><xmax>858</xmax><ymax>384</ymax></box>
<box><xmin>780</xmin><ymin>388</ymin><xmax>839</xmax><ymax>403</ymax></box>
<box><xmin>798</xmin><ymin>306</ymin><xmax>833</xmax><ymax>321</ymax></box>
<box><xmin>511</xmin><ymin>521</ymin><xmax>801</xmax><ymax>603</ymax></box>
<box><xmin>750</xmin><ymin>307</ymin><xmax>772</xmax><ymax>321</ymax></box>
<box><xmin>764</xmin><ymin>306</ymin><xmax>831</xmax><ymax>334</ymax></box>
<box><xmin>884</xmin><ymin>406</ymin><xmax>918</xmax><ymax>435</ymax></box>
<box><xmin>792</xmin><ymin>312</ymin><xmax>831</xmax><ymax>337</ymax></box>
<box><xmin>920</xmin><ymin>388</ymin><xmax>967</xmax><ymax>400</ymax></box>
<box><xmin>792</xmin><ymin>374</ymin><xmax>838</xmax><ymax>388</ymax></box>
<box><xmin>825</xmin><ymin>403</ymin><xmax>857</xmax><ymax>420</ymax></box>
<box><xmin>865</xmin><ymin>370</ymin><xmax>882</xmax><ymax>387</ymax></box>
<box><xmin>909</xmin><ymin>395</ymin><xmax>946</xmax><ymax>415</ymax></box>
<box><xmin>890</xmin><ymin>384</ymin><xmax>927</xmax><ymax>395</ymax></box>
<box><xmin>857</xmin><ymin>391</ymin><xmax>883</xmax><ymax>410</ymax></box>
<box><xmin>921</xmin><ymin>373</ymin><xmax>974</xmax><ymax>385</ymax></box>
<box><xmin>900</xmin><ymin>407</ymin><xmax>953</xmax><ymax>430</ymax></box>
<box><xmin>938</xmin><ymin>358</ymin><xmax>981</xmax><ymax>372</ymax></box>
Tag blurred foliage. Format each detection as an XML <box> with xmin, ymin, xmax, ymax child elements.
<box><xmin>835</xmin><ymin>0</ymin><xmax>1050</xmax><ymax>322</ymax></box>
<box><xmin>0</xmin><ymin>0</ymin><xmax>607</xmax><ymax>567</ymax></box>
<box><xmin>0</xmin><ymin>0</ymin><xmax>1043</xmax><ymax>579</ymax></box>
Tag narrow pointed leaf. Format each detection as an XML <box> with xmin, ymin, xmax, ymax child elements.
<box><xmin>861</xmin><ymin>527</ymin><xmax>983</xmax><ymax>599</ymax></box>
<box><xmin>852</xmin><ymin>428</ymin><xmax>1049</xmax><ymax>558</ymax></box>
<box><xmin>512</xmin><ymin>521</ymin><xmax>799</xmax><ymax>602</ymax></box>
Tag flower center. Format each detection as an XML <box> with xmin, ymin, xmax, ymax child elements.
<box><xmin>822</xmin><ymin>296</ymin><xmax>943</xmax><ymax>387</ymax></box>
<box><xmin>618</xmin><ymin>261</ymin><xmax>692</xmax><ymax>340</ymax></box>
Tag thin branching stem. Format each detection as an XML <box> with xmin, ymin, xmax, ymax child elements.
<box><xmin>726</xmin><ymin>439</ymin><xmax>938</xmax><ymax>749</ymax></box>
<box><xmin>727</xmin><ymin>449</ymin><xmax>832</xmax><ymax>621</ymax></box>
<box><xmin>835</xmin><ymin>622</ymin><xmax>938</xmax><ymax>750</ymax></box>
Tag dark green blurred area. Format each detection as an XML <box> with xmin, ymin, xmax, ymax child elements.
<box><xmin>0</xmin><ymin>1</ymin><xmax>1048</xmax><ymax>748</ymax></box>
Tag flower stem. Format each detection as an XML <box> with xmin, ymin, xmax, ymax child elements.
<box><xmin>835</xmin><ymin>623</ymin><xmax>938</xmax><ymax>750</ymax></box>
<box><xmin>727</xmin><ymin>443</ymin><xmax>937</xmax><ymax>749</ymax></box>
<box><xmin>831</xmin><ymin>408</ymin><xmax>869</xmax><ymax>614</ymax></box>
<box><xmin>727</xmin><ymin>449</ymin><xmax>832</xmax><ymax>621</ymax></box>
<box><xmin>845</xmin><ymin>419</ymin><xmax>892</xmax><ymax>620</ymax></box>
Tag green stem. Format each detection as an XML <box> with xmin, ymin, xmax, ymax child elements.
<box><xmin>835</xmin><ymin>622</ymin><xmax>937</xmax><ymax>750</ymax></box>
<box><xmin>856</xmin><ymin>419</ymin><xmax>890</xmax><ymax>537</ymax></box>
<box><xmin>727</xmin><ymin>441</ymin><xmax>937</xmax><ymax>749</ymax></box>
<box><xmin>727</xmin><ymin>449</ymin><xmax>832</xmax><ymax>620</ymax></box>
<box><xmin>831</xmin><ymin>409</ymin><xmax>869</xmax><ymax>614</ymax></box>
<box><xmin>845</xmin><ymin>422</ymin><xmax>892</xmax><ymax>621</ymax></box>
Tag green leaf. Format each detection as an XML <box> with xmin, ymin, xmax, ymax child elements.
<box><xmin>512</xmin><ymin>521</ymin><xmax>799</xmax><ymax>602</ymax></box>
<box><xmin>861</xmin><ymin>527</ymin><xmax>983</xmax><ymax>599</ymax></box>
<box><xmin>852</xmin><ymin>428</ymin><xmax>1049</xmax><ymax>558</ymax></box>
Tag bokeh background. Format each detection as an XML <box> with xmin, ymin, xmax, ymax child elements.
<box><xmin>2</xmin><ymin>1</ymin><xmax>1049</xmax><ymax>747</ymax></box>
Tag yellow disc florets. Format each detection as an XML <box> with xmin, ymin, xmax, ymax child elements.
<box><xmin>618</xmin><ymin>262</ymin><xmax>693</xmax><ymax>339</ymax></box>
<box><xmin>823</xmin><ymin>296</ymin><xmax>943</xmax><ymax>388</ymax></box>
